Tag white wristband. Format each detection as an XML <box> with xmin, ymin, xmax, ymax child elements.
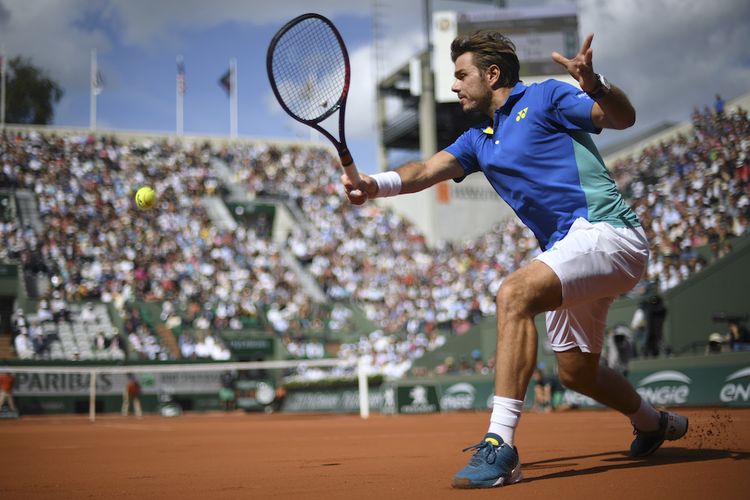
<box><xmin>371</xmin><ymin>171</ymin><xmax>402</xmax><ymax>198</ymax></box>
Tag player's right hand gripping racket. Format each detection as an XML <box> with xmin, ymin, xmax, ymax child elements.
<box><xmin>267</xmin><ymin>13</ymin><xmax>362</xmax><ymax>195</ymax></box>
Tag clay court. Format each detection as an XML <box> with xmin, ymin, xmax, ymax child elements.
<box><xmin>1</xmin><ymin>408</ymin><xmax>749</xmax><ymax>499</ymax></box>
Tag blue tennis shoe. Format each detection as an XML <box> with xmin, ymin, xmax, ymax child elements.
<box><xmin>452</xmin><ymin>433</ymin><xmax>523</xmax><ymax>489</ymax></box>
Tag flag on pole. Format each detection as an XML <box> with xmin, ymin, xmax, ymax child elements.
<box><xmin>92</xmin><ymin>69</ymin><xmax>104</xmax><ymax>96</ymax></box>
<box><xmin>177</xmin><ymin>57</ymin><xmax>186</xmax><ymax>96</ymax></box>
<box><xmin>219</xmin><ymin>68</ymin><xmax>231</xmax><ymax>95</ymax></box>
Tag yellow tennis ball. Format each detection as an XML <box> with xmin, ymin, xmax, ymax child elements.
<box><xmin>135</xmin><ymin>187</ymin><xmax>156</xmax><ymax>210</ymax></box>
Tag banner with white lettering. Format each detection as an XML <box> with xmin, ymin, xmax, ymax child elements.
<box><xmin>11</xmin><ymin>371</ymin><xmax>223</xmax><ymax>396</ymax></box>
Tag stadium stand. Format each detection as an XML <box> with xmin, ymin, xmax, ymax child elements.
<box><xmin>609</xmin><ymin>104</ymin><xmax>749</xmax><ymax>293</ymax></box>
<box><xmin>1</xmin><ymin>96</ymin><xmax>748</xmax><ymax>379</ymax></box>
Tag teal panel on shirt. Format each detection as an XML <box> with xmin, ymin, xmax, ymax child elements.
<box><xmin>571</xmin><ymin>131</ymin><xmax>640</xmax><ymax>228</ymax></box>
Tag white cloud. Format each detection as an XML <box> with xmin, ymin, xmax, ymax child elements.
<box><xmin>2</xmin><ymin>0</ymin><xmax>748</xmax><ymax>149</ymax></box>
<box><xmin>578</xmin><ymin>0</ymin><xmax>750</xmax><ymax>137</ymax></box>
<box><xmin>101</xmin><ymin>0</ymin><xmax>373</xmax><ymax>47</ymax></box>
<box><xmin>1</xmin><ymin>0</ymin><xmax>110</xmax><ymax>88</ymax></box>
<box><xmin>0</xmin><ymin>0</ymin><xmax>375</xmax><ymax>87</ymax></box>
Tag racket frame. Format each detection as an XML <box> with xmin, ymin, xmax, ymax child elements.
<box><xmin>266</xmin><ymin>13</ymin><xmax>355</xmax><ymax>166</ymax></box>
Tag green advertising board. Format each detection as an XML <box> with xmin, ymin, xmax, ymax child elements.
<box><xmin>628</xmin><ymin>353</ymin><xmax>750</xmax><ymax>407</ymax></box>
<box><xmin>223</xmin><ymin>336</ymin><xmax>275</xmax><ymax>357</ymax></box>
<box><xmin>392</xmin><ymin>352</ymin><xmax>750</xmax><ymax>413</ymax></box>
<box><xmin>395</xmin><ymin>383</ymin><xmax>441</xmax><ymax>414</ymax></box>
<box><xmin>280</xmin><ymin>388</ymin><xmax>387</xmax><ymax>413</ymax></box>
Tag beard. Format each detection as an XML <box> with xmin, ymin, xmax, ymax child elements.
<box><xmin>460</xmin><ymin>91</ymin><xmax>492</xmax><ymax>115</ymax></box>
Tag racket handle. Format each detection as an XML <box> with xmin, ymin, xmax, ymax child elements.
<box><xmin>339</xmin><ymin>150</ymin><xmax>364</xmax><ymax>198</ymax></box>
<box><xmin>339</xmin><ymin>150</ymin><xmax>361</xmax><ymax>183</ymax></box>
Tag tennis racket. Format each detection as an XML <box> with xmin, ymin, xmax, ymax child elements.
<box><xmin>266</xmin><ymin>13</ymin><xmax>362</xmax><ymax>195</ymax></box>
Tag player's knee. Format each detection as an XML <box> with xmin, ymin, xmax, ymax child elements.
<box><xmin>496</xmin><ymin>277</ymin><xmax>531</xmax><ymax>317</ymax></box>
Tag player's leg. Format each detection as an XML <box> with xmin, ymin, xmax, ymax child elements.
<box><xmin>556</xmin><ymin>348</ymin><xmax>640</xmax><ymax>414</ymax></box>
<box><xmin>491</xmin><ymin>260</ymin><xmax>562</xmax><ymax>439</ymax></box>
<box><xmin>556</xmin><ymin>345</ymin><xmax>688</xmax><ymax>456</ymax></box>
<box><xmin>547</xmin><ymin>297</ymin><xmax>689</xmax><ymax>456</ymax></box>
<box><xmin>453</xmin><ymin>260</ymin><xmax>561</xmax><ymax>489</ymax></box>
<box><xmin>539</xmin><ymin>219</ymin><xmax>687</xmax><ymax>455</ymax></box>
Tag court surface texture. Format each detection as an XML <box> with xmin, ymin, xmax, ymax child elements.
<box><xmin>1</xmin><ymin>408</ymin><xmax>748</xmax><ymax>499</ymax></box>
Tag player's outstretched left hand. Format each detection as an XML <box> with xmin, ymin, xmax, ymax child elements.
<box><xmin>552</xmin><ymin>33</ymin><xmax>598</xmax><ymax>94</ymax></box>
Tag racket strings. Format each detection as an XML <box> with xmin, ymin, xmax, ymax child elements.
<box><xmin>271</xmin><ymin>18</ymin><xmax>346</xmax><ymax>122</ymax></box>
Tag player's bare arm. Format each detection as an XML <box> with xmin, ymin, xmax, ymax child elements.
<box><xmin>395</xmin><ymin>151</ymin><xmax>465</xmax><ymax>194</ymax></box>
<box><xmin>342</xmin><ymin>151</ymin><xmax>464</xmax><ymax>205</ymax></box>
<box><xmin>552</xmin><ymin>33</ymin><xmax>636</xmax><ymax>130</ymax></box>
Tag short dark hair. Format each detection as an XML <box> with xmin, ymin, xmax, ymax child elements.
<box><xmin>450</xmin><ymin>30</ymin><xmax>520</xmax><ymax>88</ymax></box>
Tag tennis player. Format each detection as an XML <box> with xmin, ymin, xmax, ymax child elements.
<box><xmin>342</xmin><ymin>31</ymin><xmax>688</xmax><ymax>488</ymax></box>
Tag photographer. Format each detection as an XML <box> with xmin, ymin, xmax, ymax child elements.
<box><xmin>642</xmin><ymin>294</ymin><xmax>667</xmax><ymax>358</ymax></box>
<box><xmin>712</xmin><ymin>313</ymin><xmax>750</xmax><ymax>353</ymax></box>
<box><xmin>727</xmin><ymin>319</ymin><xmax>750</xmax><ymax>352</ymax></box>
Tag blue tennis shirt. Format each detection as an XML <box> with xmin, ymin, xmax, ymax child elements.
<box><xmin>445</xmin><ymin>80</ymin><xmax>639</xmax><ymax>251</ymax></box>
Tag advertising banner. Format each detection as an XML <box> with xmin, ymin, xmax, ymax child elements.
<box><xmin>396</xmin><ymin>383</ymin><xmax>441</xmax><ymax>414</ymax></box>
<box><xmin>281</xmin><ymin>388</ymin><xmax>386</xmax><ymax>413</ymax></box>
<box><xmin>10</xmin><ymin>371</ymin><xmax>224</xmax><ymax>397</ymax></box>
<box><xmin>629</xmin><ymin>364</ymin><xmax>750</xmax><ymax>407</ymax></box>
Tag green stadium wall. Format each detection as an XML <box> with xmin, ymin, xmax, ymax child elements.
<box><xmin>392</xmin><ymin>351</ymin><xmax>750</xmax><ymax>413</ymax></box>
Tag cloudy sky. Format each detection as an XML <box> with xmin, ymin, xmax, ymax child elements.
<box><xmin>1</xmin><ymin>0</ymin><xmax>749</xmax><ymax>173</ymax></box>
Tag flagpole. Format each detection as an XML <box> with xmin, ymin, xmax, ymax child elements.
<box><xmin>230</xmin><ymin>58</ymin><xmax>237</xmax><ymax>139</ymax></box>
<box><xmin>90</xmin><ymin>49</ymin><xmax>97</xmax><ymax>131</ymax></box>
<box><xmin>1</xmin><ymin>46</ymin><xmax>6</xmax><ymax>129</ymax></box>
<box><xmin>176</xmin><ymin>55</ymin><xmax>184</xmax><ymax>136</ymax></box>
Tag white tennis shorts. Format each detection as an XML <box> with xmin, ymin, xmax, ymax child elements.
<box><xmin>534</xmin><ymin>217</ymin><xmax>649</xmax><ymax>353</ymax></box>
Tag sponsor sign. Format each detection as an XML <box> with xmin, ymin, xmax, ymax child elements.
<box><xmin>223</xmin><ymin>337</ymin><xmax>274</xmax><ymax>356</ymax></box>
<box><xmin>281</xmin><ymin>389</ymin><xmax>385</xmax><ymax>413</ymax></box>
<box><xmin>560</xmin><ymin>389</ymin><xmax>600</xmax><ymax>408</ymax></box>
<box><xmin>719</xmin><ymin>367</ymin><xmax>750</xmax><ymax>404</ymax></box>
<box><xmin>12</xmin><ymin>371</ymin><xmax>223</xmax><ymax>397</ymax></box>
<box><xmin>397</xmin><ymin>384</ymin><xmax>440</xmax><ymax>414</ymax></box>
<box><xmin>13</xmin><ymin>372</ymin><xmax>117</xmax><ymax>396</ymax></box>
<box><xmin>636</xmin><ymin>370</ymin><xmax>692</xmax><ymax>406</ymax></box>
<box><xmin>440</xmin><ymin>382</ymin><xmax>476</xmax><ymax>410</ymax></box>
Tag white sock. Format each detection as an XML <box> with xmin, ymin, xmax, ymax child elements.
<box><xmin>627</xmin><ymin>397</ymin><xmax>661</xmax><ymax>432</ymax></box>
<box><xmin>487</xmin><ymin>396</ymin><xmax>523</xmax><ymax>446</ymax></box>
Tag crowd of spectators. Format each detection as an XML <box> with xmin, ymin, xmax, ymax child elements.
<box><xmin>221</xmin><ymin>102</ymin><xmax>749</xmax><ymax>341</ymax></box>
<box><xmin>1</xmin><ymin>98</ymin><xmax>748</xmax><ymax>371</ymax></box>
<box><xmin>610</xmin><ymin>104</ymin><xmax>749</xmax><ymax>292</ymax></box>
<box><xmin>10</xmin><ymin>300</ymin><xmax>126</xmax><ymax>361</ymax></box>
<box><xmin>0</xmin><ymin>132</ymin><xmax>319</xmax><ymax>360</ymax></box>
<box><xmin>220</xmin><ymin>143</ymin><xmax>537</xmax><ymax>337</ymax></box>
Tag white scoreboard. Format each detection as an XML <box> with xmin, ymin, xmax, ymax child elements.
<box><xmin>433</xmin><ymin>5</ymin><xmax>580</xmax><ymax>103</ymax></box>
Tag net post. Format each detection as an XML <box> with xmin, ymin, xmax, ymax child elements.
<box><xmin>357</xmin><ymin>357</ymin><xmax>369</xmax><ymax>419</ymax></box>
<box><xmin>89</xmin><ymin>369</ymin><xmax>97</xmax><ymax>423</ymax></box>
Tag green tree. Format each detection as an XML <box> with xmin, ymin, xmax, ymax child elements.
<box><xmin>5</xmin><ymin>56</ymin><xmax>64</xmax><ymax>125</ymax></box>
